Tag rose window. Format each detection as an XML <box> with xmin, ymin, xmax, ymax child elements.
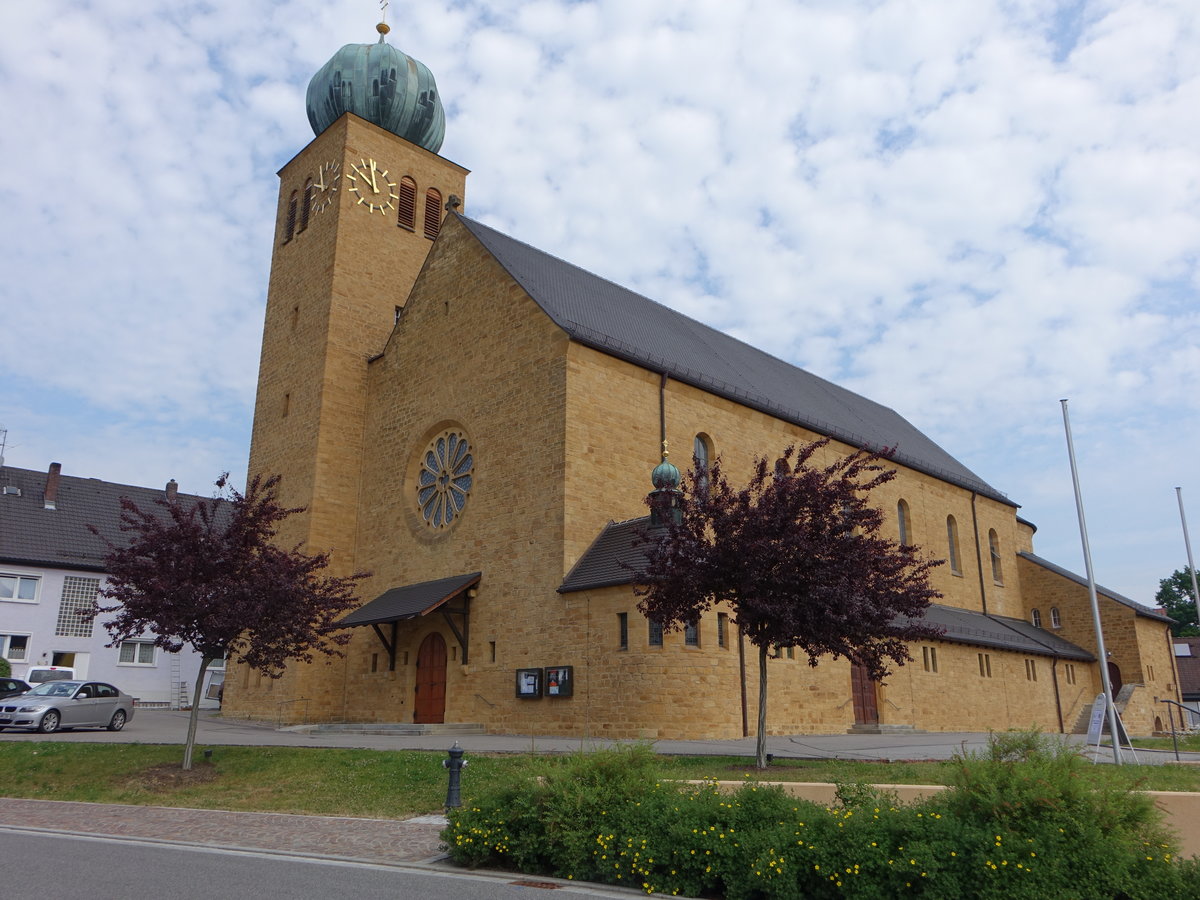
<box><xmin>417</xmin><ymin>430</ymin><xmax>474</xmax><ymax>529</ymax></box>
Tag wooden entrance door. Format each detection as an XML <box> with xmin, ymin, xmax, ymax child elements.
<box><xmin>1107</xmin><ymin>661</ymin><xmax>1123</xmax><ymax>695</ymax></box>
<box><xmin>850</xmin><ymin>664</ymin><xmax>878</xmax><ymax>725</ymax></box>
<box><xmin>414</xmin><ymin>633</ymin><xmax>447</xmax><ymax>724</ymax></box>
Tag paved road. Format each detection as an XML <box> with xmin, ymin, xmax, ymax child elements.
<box><xmin>3</xmin><ymin>709</ymin><xmax>1196</xmax><ymax>764</ymax></box>
<box><xmin>0</xmin><ymin>829</ymin><xmax>644</xmax><ymax>900</ymax></box>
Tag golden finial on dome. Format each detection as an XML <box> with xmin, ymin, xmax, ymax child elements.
<box><xmin>662</xmin><ymin>440</ymin><xmax>670</xmax><ymax>460</ymax></box>
<box><xmin>377</xmin><ymin>1</ymin><xmax>390</xmax><ymax>38</ymax></box>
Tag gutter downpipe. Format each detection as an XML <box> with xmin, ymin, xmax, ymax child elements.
<box><xmin>970</xmin><ymin>492</ymin><xmax>988</xmax><ymax>615</ymax></box>
<box><xmin>1050</xmin><ymin>655</ymin><xmax>1065</xmax><ymax>733</ymax></box>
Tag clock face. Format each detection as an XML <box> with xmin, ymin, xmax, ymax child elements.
<box><xmin>311</xmin><ymin>161</ymin><xmax>340</xmax><ymax>213</ymax></box>
<box><xmin>346</xmin><ymin>158</ymin><xmax>397</xmax><ymax>214</ymax></box>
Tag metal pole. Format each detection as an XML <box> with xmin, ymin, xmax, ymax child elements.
<box><xmin>1175</xmin><ymin>487</ymin><xmax>1200</xmax><ymax>614</ymax></box>
<box><xmin>1061</xmin><ymin>400</ymin><xmax>1122</xmax><ymax>764</ymax></box>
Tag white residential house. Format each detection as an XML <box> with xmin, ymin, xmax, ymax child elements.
<box><xmin>0</xmin><ymin>463</ymin><xmax>223</xmax><ymax>708</ymax></box>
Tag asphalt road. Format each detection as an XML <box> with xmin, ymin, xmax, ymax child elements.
<box><xmin>0</xmin><ymin>829</ymin><xmax>644</xmax><ymax>900</ymax></box>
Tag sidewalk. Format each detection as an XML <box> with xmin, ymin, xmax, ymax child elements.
<box><xmin>0</xmin><ymin>797</ymin><xmax>448</xmax><ymax>865</ymax></box>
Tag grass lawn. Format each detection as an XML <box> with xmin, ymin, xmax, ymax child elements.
<box><xmin>1</xmin><ymin>742</ymin><xmax>1198</xmax><ymax>818</ymax></box>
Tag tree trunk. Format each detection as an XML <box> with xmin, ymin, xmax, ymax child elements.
<box><xmin>756</xmin><ymin>644</ymin><xmax>769</xmax><ymax>769</ymax></box>
<box><xmin>182</xmin><ymin>657</ymin><xmax>212</xmax><ymax>771</ymax></box>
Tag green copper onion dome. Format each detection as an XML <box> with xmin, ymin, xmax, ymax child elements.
<box><xmin>651</xmin><ymin>456</ymin><xmax>681</xmax><ymax>490</ymax></box>
<box><xmin>306</xmin><ymin>22</ymin><xmax>445</xmax><ymax>152</ymax></box>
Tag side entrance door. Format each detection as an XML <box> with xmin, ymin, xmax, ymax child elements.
<box><xmin>850</xmin><ymin>664</ymin><xmax>878</xmax><ymax>726</ymax></box>
<box><xmin>414</xmin><ymin>633</ymin><xmax>447</xmax><ymax>724</ymax></box>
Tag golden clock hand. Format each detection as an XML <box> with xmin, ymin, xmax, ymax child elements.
<box><xmin>368</xmin><ymin>160</ymin><xmax>379</xmax><ymax>193</ymax></box>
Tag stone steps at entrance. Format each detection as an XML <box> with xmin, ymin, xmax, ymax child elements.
<box><xmin>846</xmin><ymin>724</ymin><xmax>926</xmax><ymax>735</ymax></box>
<box><xmin>292</xmin><ymin>722</ymin><xmax>487</xmax><ymax>736</ymax></box>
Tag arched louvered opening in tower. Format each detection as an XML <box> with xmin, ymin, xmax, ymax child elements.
<box><xmin>284</xmin><ymin>191</ymin><xmax>298</xmax><ymax>243</ymax></box>
<box><xmin>424</xmin><ymin>188</ymin><xmax>442</xmax><ymax>240</ymax></box>
<box><xmin>397</xmin><ymin>176</ymin><xmax>417</xmax><ymax>231</ymax></box>
<box><xmin>299</xmin><ymin>179</ymin><xmax>313</xmax><ymax>232</ymax></box>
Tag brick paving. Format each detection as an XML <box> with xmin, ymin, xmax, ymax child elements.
<box><xmin>0</xmin><ymin>798</ymin><xmax>447</xmax><ymax>863</ymax></box>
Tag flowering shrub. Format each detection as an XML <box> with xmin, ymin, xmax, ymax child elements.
<box><xmin>444</xmin><ymin>738</ymin><xmax>1200</xmax><ymax>898</ymax></box>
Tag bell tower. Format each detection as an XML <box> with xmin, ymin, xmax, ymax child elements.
<box><xmin>247</xmin><ymin>21</ymin><xmax>468</xmax><ymax>574</ymax></box>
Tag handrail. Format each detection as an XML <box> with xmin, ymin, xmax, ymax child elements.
<box><xmin>1155</xmin><ymin>697</ymin><xmax>1194</xmax><ymax>762</ymax></box>
<box><xmin>276</xmin><ymin>697</ymin><xmax>311</xmax><ymax>729</ymax></box>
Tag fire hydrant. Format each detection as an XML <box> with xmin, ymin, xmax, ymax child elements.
<box><xmin>443</xmin><ymin>741</ymin><xmax>467</xmax><ymax>808</ymax></box>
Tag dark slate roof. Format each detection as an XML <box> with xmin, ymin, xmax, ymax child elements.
<box><xmin>456</xmin><ymin>215</ymin><xmax>1011</xmax><ymax>506</ymax></box>
<box><xmin>909</xmin><ymin>605</ymin><xmax>1093</xmax><ymax>661</ymax></box>
<box><xmin>1175</xmin><ymin>637</ymin><xmax>1200</xmax><ymax>699</ymax></box>
<box><xmin>558</xmin><ymin>518</ymin><xmax>652</xmax><ymax>593</ymax></box>
<box><xmin>1018</xmin><ymin>551</ymin><xmax>1173</xmax><ymax>624</ymax></box>
<box><xmin>340</xmin><ymin>572</ymin><xmax>481</xmax><ymax>627</ymax></box>
<box><xmin>0</xmin><ymin>465</ymin><xmax>214</xmax><ymax>572</ymax></box>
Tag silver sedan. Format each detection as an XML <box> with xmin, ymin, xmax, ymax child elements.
<box><xmin>0</xmin><ymin>680</ymin><xmax>135</xmax><ymax>733</ymax></box>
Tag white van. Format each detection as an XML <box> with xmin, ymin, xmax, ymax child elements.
<box><xmin>25</xmin><ymin>666</ymin><xmax>76</xmax><ymax>684</ymax></box>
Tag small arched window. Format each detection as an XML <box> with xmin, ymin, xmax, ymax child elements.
<box><xmin>988</xmin><ymin>529</ymin><xmax>1003</xmax><ymax>584</ymax></box>
<box><xmin>1050</xmin><ymin>607</ymin><xmax>1061</xmax><ymax>629</ymax></box>
<box><xmin>423</xmin><ymin>188</ymin><xmax>443</xmax><ymax>239</ymax></box>
<box><xmin>897</xmin><ymin>500</ymin><xmax>911</xmax><ymax>546</ymax></box>
<box><xmin>946</xmin><ymin>515</ymin><xmax>961</xmax><ymax>574</ymax></box>
<box><xmin>283</xmin><ymin>191</ymin><xmax>298</xmax><ymax>243</ymax></box>
<box><xmin>1031</xmin><ymin>608</ymin><xmax>1042</xmax><ymax>628</ymax></box>
<box><xmin>397</xmin><ymin>176</ymin><xmax>417</xmax><ymax>230</ymax></box>
<box><xmin>299</xmin><ymin>179</ymin><xmax>313</xmax><ymax>232</ymax></box>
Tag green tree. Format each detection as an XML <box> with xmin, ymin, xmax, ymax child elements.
<box><xmin>1156</xmin><ymin>567</ymin><xmax>1200</xmax><ymax>636</ymax></box>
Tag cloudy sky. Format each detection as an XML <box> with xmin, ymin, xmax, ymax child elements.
<box><xmin>2</xmin><ymin>0</ymin><xmax>1198</xmax><ymax>604</ymax></box>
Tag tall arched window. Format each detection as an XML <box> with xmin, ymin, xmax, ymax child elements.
<box><xmin>423</xmin><ymin>188</ymin><xmax>443</xmax><ymax>239</ymax></box>
<box><xmin>897</xmin><ymin>499</ymin><xmax>911</xmax><ymax>546</ymax></box>
<box><xmin>1031</xmin><ymin>608</ymin><xmax>1042</xmax><ymax>628</ymax></box>
<box><xmin>396</xmin><ymin>176</ymin><xmax>417</xmax><ymax>230</ymax></box>
<box><xmin>283</xmin><ymin>191</ymin><xmax>298</xmax><ymax>243</ymax></box>
<box><xmin>1050</xmin><ymin>607</ymin><xmax>1061</xmax><ymax>629</ymax></box>
<box><xmin>988</xmin><ymin>529</ymin><xmax>1003</xmax><ymax>583</ymax></box>
<box><xmin>946</xmin><ymin>515</ymin><xmax>961</xmax><ymax>574</ymax></box>
<box><xmin>299</xmin><ymin>179</ymin><xmax>313</xmax><ymax>232</ymax></box>
<box><xmin>693</xmin><ymin>433</ymin><xmax>712</xmax><ymax>490</ymax></box>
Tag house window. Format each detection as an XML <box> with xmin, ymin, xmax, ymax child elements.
<box><xmin>1064</xmin><ymin>663</ymin><xmax>1076</xmax><ymax>685</ymax></box>
<box><xmin>648</xmin><ymin>618</ymin><xmax>663</xmax><ymax>647</ymax></box>
<box><xmin>397</xmin><ymin>176</ymin><xmax>417</xmax><ymax>230</ymax></box>
<box><xmin>1031</xmin><ymin>609</ymin><xmax>1042</xmax><ymax>628</ymax></box>
<box><xmin>1050</xmin><ymin>607</ymin><xmax>1061</xmax><ymax>629</ymax></box>
<box><xmin>0</xmin><ymin>633</ymin><xmax>29</xmax><ymax>661</ymax></box>
<box><xmin>618</xmin><ymin>612</ymin><xmax>628</xmax><ymax>651</ymax></box>
<box><xmin>55</xmin><ymin>576</ymin><xmax>98</xmax><ymax>638</ymax></box>
<box><xmin>786</xmin><ymin>646</ymin><xmax>795</xmax><ymax>659</ymax></box>
<box><xmin>0</xmin><ymin>573</ymin><xmax>40</xmax><ymax>603</ymax></box>
<box><xmin>922</xmin><ymin>645</ymin><xmax>939</xmax><ymax>673</ymax></box>
<box><xmin>897</xmin><ymin>499</ymin><xmax>911</xmax><ymax>546</ymax></box>
<box><xmin>717</xmin><ymin>612</ymin><xmax>728</xmax><ymax>648</ymax></box>
<box><xmin>946</xmin><ymin>516</ymin><xmax>961</xmax><ymax>574</ymax></box>
<box><xmin>118</xmin><ymin>640</ymin><xmax>156</xmax><ymax>666</ymax></box>
<box><xmin>1025</xmin><ymin>658</ymin><xmax>1037</xmax><ymax>682</ymax></box>
<box><xmin>978</xmin><ymin>652</ymin><xmax>992</xmax><ymax>678</ymax></box>
<box><xmin>988</xmin><ymin>529</ymin><xmax>1003</xmax><ymax>584</ymax></box>
<box><xmin>423</xmin><ymin>188</ymin><xmax>443</xmax><ymax>239</ymax></box>
<box><xmin>1148</xmin><ymin>665</ymin><xmax>1155</xmax><ymax>681</ymax></box>
<box><xmin>283</xmin><ymin>191</ymin><xmax>298</xmax><ymax>243</ymax></box>
<box><xmin>684</xmin><ymin>620</ymin><xmax>699</xmax><ymax>647</ymax></box>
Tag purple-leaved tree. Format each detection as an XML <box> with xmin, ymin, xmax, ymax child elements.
<box><xmin>92</xmin><ymin>474</ymin><xmax>366</xmax><ymax>769</ymax></box>
<box><xmin>636</xmin><ymin>440</ymin><xmax>944</xmax><ymax>768</ymax></box>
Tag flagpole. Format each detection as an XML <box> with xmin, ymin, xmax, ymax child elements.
<box><xmin>1176</xmin><ymin>488</ymin><xmax>1200</xmax><ymax>613</ymax></box>
<box><xmin>1061</xmin><ymin>400</ymin><xmax>1122</xmax><ymax>764</ymax></box>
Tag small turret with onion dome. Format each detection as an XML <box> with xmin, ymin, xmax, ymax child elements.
<box><xmin>648</xmin><ymin>442</ymin><xmax>683</xmax><ymax>527</ymax></box>
<box><xmin>306</xmin><ymin>18</ymin><xmax>446</xmax><ymax>152</ymax></box>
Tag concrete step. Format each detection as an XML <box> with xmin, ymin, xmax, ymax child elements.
<box><xmin>290</xmin><ymin>722</ymin><xmax>487</xmax><ymax>736</ymax></box>
<box><xmin>846</xmin><ymin>724</ymin><xmax>926</xmax><ymax>735</ymax></box>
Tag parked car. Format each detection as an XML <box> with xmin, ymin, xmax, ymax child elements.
<box><xmin>0</xmin><ymin>681</ymin><xmax>134</xmax><ymax>733</ymax></box>
<box><xmin>0</xmin><ymin>678</ymin><xmax>30</xmax><ymax>699</ymax></box>
<box><xmin>25</xmin><ymin>666</ymin><xmax>76</xmax><ymax>684</ymax></box>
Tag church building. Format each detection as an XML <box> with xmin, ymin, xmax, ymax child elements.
<box><xmin>222</xmin><ymin>23</ymin><xmax>1181</xmax><ymax>739</ymax></box>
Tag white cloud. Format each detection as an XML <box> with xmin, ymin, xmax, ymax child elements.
<box><xmin>1</xmin><ymin>0</ymin><xmax>1198</xmax><ymax>602</ymax></box>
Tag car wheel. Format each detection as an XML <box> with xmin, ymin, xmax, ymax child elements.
<box><xmin>39</xmin><ymin>710</ymin><xmax>61</xmax><ymax>734</ymax></box>
<box><xmin>107</xmin><ymin>710</ymin><xmax>127</xmax><ymax>732</ymax></box>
